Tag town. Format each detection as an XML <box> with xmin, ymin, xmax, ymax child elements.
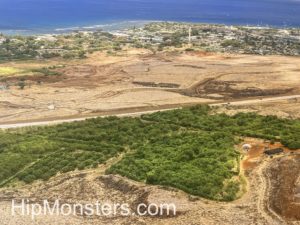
<box><xmin>1</xmin><ymin>22</ymin><xmax>300</xmax><ymax>63</ymax></box>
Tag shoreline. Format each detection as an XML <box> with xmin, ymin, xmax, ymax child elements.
<box><xmin>1</xmin><ymin>20</ymin><xmax>300</xmax><ymax>36</ymax></box>
<box><xmin>0</xmin><ymin>20</ymin><xmax>154</xmax><ymax>36</ymax></box>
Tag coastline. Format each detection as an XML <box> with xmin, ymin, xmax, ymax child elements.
<box><xmin>0</xmin><ymin>20</ymin><xmax>154</xmax><ymax>36</ymax></box>
<box><xmin>1</xmin><ymin>19</ymin><xmax>300</xmax><ymax>36</ymax></box>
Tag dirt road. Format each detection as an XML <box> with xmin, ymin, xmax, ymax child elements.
<box><xmin>1</xmin><ymin>94</ymin><xmax>300</xmax><ymax>129</ymax></box>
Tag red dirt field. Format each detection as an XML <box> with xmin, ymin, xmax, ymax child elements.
<box><xmin>241</xmin><ymin>138</ymin><xmax>296</xmax><ymax>170</ymax></box>
<box><xmin>240</xmin><ymin>138</ymin><xmax>300</xmax><ymax>223</ymax></box>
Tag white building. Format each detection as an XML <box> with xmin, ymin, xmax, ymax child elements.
<box><xmin>0</xmin><ymin>38</ymin><xmax>6</xmax><ymax>44</ymax></box>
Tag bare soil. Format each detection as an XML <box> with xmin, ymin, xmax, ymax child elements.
<box><xmin>1</xmin><ymin>50</ymin><xmax>300</xmax><ymax>124</ymax></box>
<box><xmin>215</xmin><ymin>97</ymin><xmax>300</xmax><ymax>119</ymax></box>
<box><xmin>268</xmin><ymin>155</ymin><xmax>300</xmax><ymax>221</ymax></box>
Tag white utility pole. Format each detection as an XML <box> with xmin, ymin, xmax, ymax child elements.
<box><xmin>188</xmin><ymin>27</ymin><xmax>192</xmax><ymax>44</ymax></box>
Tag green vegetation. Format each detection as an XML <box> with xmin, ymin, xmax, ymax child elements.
<box><xmin>143</xmin><ymin>22</ymin><xmax>300</xmax><ymax>55</ymax></box>
<box><xmin>0</xmin><ymin>36</ymin><xmax>39</xmax><ymax>61</ymax></box>
<box><xmin>1</xmin><ymin>22</ymin><xmax>300</xmax><ymax>62</ymax></box>
<box><xmin>31</xmin><ymin>67</ymin><xmax>62</xmax><ymax>76</ymax></box>
<box><xmin>17</xmin><ymin>80</ymin><xmax>26</xmax><ymax>89</ymax></box>
<box><xmin>0</xmin><ymin>31</ymin><xmax>119</xmax><ymax>62</ymax></box>
<box><xmin>221</xmin><ymin>39</ymin><xmax>244</xmax><ymax>48</ymax></box>
<box><xmin>0</xmin><ymin>105</ymin><xmax>299</xmax><ymax>201</ymax></box>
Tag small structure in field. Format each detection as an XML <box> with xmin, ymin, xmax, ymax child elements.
<box><xmin>264</xmin><ymin>148</ymin><xmax>284</xmax><ymax>156</ymax></box>
<box><xmin>242</xmin><ymin>144</ymin><xmax>252</xmax><ymax>152</ymax></box>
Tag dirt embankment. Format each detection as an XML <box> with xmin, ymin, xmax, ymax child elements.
<box><xmin>240</xmin><ymin>138</ymin><xmax>300</xmax><ymax>224</ymax></box>
<box><xmin>267</xmin><ymin>155</ymin><xmax>300</xmax><ymax>221</ymax></box>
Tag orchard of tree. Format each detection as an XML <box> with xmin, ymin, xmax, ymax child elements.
<box><xmin>0</xmin><ymin>105</ymin><xmax>299</xmax><ymax>201</ymax></box>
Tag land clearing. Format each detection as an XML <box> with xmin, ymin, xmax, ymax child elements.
<box><xmin>0</xmin><ymin>49</ymin><xmax>300</xmax><ymax>124</ymax></box>
<box><xmin>215</xmin><ymin>97</ymin><xmax>300</xmax><ymax>119</ymax></box>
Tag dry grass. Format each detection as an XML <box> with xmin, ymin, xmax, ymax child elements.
<box><xmin>0</xmin><ymin>67</ymin><xmax>25</xmax><ymax>76</ymax></box>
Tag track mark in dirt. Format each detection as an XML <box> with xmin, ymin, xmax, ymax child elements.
<box><xmin>168</xmin><ymin>72</ymin><xmax>294</xmax><ymax>100</ymax></box>
<box><xmin>256</xmin><ymin>161</ymin><xmax>286</xmax><ymax>225</ymax></box>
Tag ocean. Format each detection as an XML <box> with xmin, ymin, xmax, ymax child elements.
<box><xmin>0</xmin><ymin>0</ymin><xmax>300</xmax><ymax>34</ymax></box>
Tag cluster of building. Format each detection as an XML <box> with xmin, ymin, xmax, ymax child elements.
<box><xmin>118</xmin><ymin>22</ymin><xmax>300</xmax><ymax>56</ymax></box>
<box><xmin>1</xmin><ymin>22</ymin><xmax>299</xmax><ymax>60</ymax></box>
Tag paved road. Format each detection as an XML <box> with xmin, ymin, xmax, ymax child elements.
<box><xmin>1</xmin><ymin>95</ymin><xmax>299</xmax><ymax>129</ymax></box>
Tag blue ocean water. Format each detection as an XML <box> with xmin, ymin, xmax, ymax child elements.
<box><xmin>0</xmin><ymin>0</ymin><xmax>300</xmax><ymax>34</ymax></box>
